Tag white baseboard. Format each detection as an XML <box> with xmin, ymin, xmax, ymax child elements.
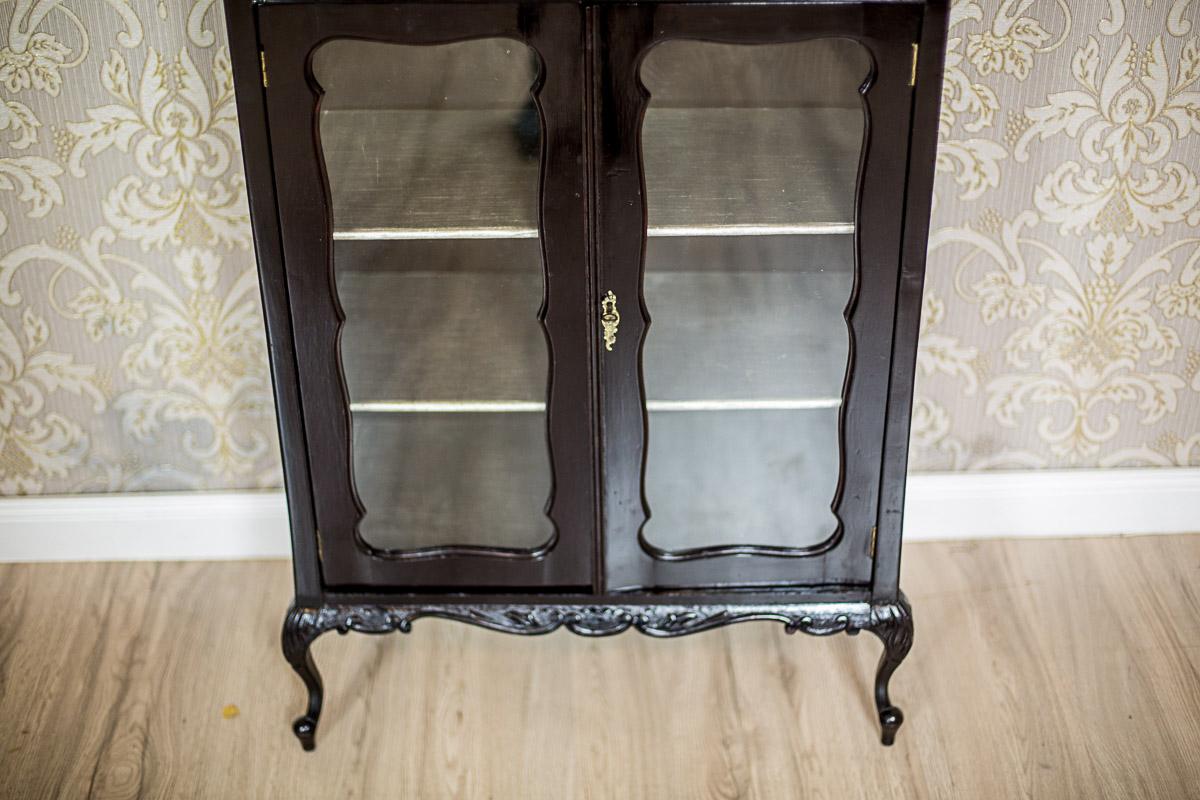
<box><xmin>903</xmin><ymin>468</ymin><xmax>1200</xmax><ymax>540</ymax></box>
<box><xmin>1</xmin><ymin>468</ymin><xmax>1198</xmax><ymax>562</ymax></box>
<box><xmin>0</xmin><ymin>491</ymin><xmax>290</xmax><ymax>562</ymax></box>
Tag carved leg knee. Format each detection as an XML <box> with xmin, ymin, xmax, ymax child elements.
<box><xmin>867</xmin><ymin>594</ymin><xmax>913</xmax><ymax>746</ymax></box>
<box><xmin>282</xmin><ymin>605</ymin><xmax>328</xmax><ymax>751</ymax></box>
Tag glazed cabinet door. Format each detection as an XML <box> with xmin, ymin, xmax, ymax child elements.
<box><xmin>594</xmin><ymin>2</ymin><xmax>922</xmax><ymax>591</ymax></box>
<box><xmin>259</xmin><ymin>3</ymin><xmax>593</xmax><ymax>589</ymax></box>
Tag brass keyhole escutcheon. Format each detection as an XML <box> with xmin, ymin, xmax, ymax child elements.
<box><xmin>600</xmin><ymin>290</ymin><xmax>620</xmax><ymax>351</ymax></box>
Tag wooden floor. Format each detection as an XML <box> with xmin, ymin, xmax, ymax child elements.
<box><xmin>2</xmin><ymin>535</ymin><xmax>1199</xmax><ymax>799</ymax></box>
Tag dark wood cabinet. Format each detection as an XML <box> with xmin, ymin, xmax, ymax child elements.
<box><xmin>225</xmin><ymin>0</ymin><xmax>947</xmax><ymax>750</ymax></box>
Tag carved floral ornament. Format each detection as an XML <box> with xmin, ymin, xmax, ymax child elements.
<box><xmin>283</xmin><ymin>599</ymin><xmax>912</xmax><ymax>641</ymax></box>
<box><xmin>280</xmin><ymin>598</ymin><xmax>913</xmax><ymax>748</ymax></box>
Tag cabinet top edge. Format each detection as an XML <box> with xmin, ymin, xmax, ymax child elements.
<box><xmin>250</xmin><ymin>0</ymin><xmax>930</xmax><ymax>6</ymax></box>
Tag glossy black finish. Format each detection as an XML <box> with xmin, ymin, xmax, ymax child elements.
<box><xmin>257</xmin><ymin>2</ymin><xmax>595</xmax><ymax>589</ymax></box>
<box><xmin>226</xmin><ymin>0</ymin><xmax>323</xmax><ymax>604</ymax></box>
<box><xmin>224</xmin><ymin>0</ymin><xmax>946</xmax><ymax>751</ymax></box>
<box><xmin>280</xmin><ymin>605</ymin><xmax>325</xmax><ymax>751</ymax></box>
<box><xmin>873</xmin><ymin>0</ymin><xmax>949</xmax><ymax>604</ymax></box>
<box><xmin>592</xmin><ymin>2</ymin><xmax>920</xmax><ymax>592</ymax></box>
<box><xmin>281</xmin><ymin>592</ymin><xmax>911</xmax><ymax>748</ymax></box>
<box><xmin>863</xmin><ymin>593</ymin><xmax>914</xmax><ymax>745</ymax></box>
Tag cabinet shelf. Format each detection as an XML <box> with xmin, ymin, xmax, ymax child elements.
<box><xmin>349</xmin><ymin>398</ymin><xmax>842</xmax><ymax>413</ymax></box>
<box><xmin>338</xmin><ymin>255</ymin><xmax>852</xmax><ymax>407</ymax></box>
<box><xmin>323</xmin><ymin>107</ymin><xmax>859</xmax><ymax>240</ymax></box>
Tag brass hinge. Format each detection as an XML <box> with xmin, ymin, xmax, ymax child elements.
<box><xmin>259</xmin><ymin>51</ymin><xmax>269</xmax><ymax>88</ymax></box>
<box><xmin>869</xmin><ymin>525</ymin><xmax>878</xmax><ymax>558</ymax></box>
<box><xmin>910</xmin><ymin>43</ymin><xmax>919</xmax><ymax>87</ymax></box>
<box><xmin>315</xmin><ymin>528</ymin><xmax>324</xmax><ymax>562</ymax></box>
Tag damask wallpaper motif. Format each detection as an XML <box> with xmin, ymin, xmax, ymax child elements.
<box><xmin>913</xmin><ymin>0</ymin><xmax>1200</xmax><ymax>469</ymax></box>
<box><xmin>0</xmin><ymin>0</ymin><xmax>1196</xmax><ymax>496</ymax></box>
<box><xmin>0</xmin><ymin>0</ymin><xmax>274</xmax><ymax>494</ymax></box>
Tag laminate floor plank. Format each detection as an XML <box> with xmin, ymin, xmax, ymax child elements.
<box><xmin>2</xmin><ymin>535</ymin><xmax>1199</xmax><ymax>799</ymax></box>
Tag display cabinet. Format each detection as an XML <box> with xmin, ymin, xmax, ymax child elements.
<box><xmin>224</xmin><ymin>0</ymin><xmax>947</xmax><ymax>750</ymax></box>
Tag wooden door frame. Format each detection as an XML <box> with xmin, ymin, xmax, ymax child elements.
<box><xmin>592</xmin><ymin>1</ymin><xmax>925</xmax><ymax>592</ymax></box>
<box><xmin>253</xmin><ymin>1</ymin><xmax>596</xmax><ymax>590</ymax></box>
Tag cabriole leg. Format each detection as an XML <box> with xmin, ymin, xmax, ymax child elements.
<box><xmin>281</xmin><ymin>605</ymin><xmax>329</xmax><ymax>751</ymax></box>
<box><xmin>866</xmin><ymin>594</ymin><xmax>913</xmax><ymax>746</ymax></box>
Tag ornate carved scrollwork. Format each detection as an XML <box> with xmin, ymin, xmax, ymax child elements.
<box><xmin>285</xmin><ymin>601</ymin><xmax>891</xmax><ymax>639</ymax></box>
<box><xmin>865</xmin><ymin>594</ymin><xmax>913</xmax><ymax>746</ymax></box>
<box><xmin>281</xmin><ymin>595</ymin><xmax>913</xmax><ymax>750</ymax></box>
<box><xmin>280</xmin><ymin>605</ymin><xmax>328</xmax><ymax>751</ymax></box>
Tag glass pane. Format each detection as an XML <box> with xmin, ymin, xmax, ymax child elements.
<box><xmin>638</xmin><ymin>39</ymin><xmax>869</xmax><ymax>553</ymax></box>
<box><xmin>314</xmin><ymin>39</ymin><xmax>553</xmax><ymax>552</ymax></box>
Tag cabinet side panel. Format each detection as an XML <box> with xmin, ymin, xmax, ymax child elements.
<box><xmin>874</xmin><ymin>0</ymin><xmax>949</xmax><ymax>601</ymax></box>
<box><xmin>223</xmin><ymin>0</ymin><xmax>322</xmax><ymax>602</ymax></box>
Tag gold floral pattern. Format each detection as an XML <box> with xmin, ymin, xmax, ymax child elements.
<box><xmin>0</xmin><ymin>96</ymin><xmax>40</xmax><ymax>149</ymax></box>
<box><xmin>1099</xmin><ymin>0</ymin><xmax>1197</xmax><ymax>38</ymax></box>
<box><xmin>936</xmin><ymin>1</ymin><xmax>1008</xmax><ymax>201</ymax></box>
<box><xmin>0</xmin><ymin>31</ymin><xmax>69</xmax><ymax>95</ymax></box>
<box><xmin>1016</xmin><ymin>34</ymin><xmax>1200</xmax><ymax>235</ymax></box>
<box><xmin>919</xmin><ymin>0</ymin><xmax>1200</xmax><ymax>470</ymax></box>
<box><xmin>965</xmin><ymin>0</ymin><xmax>1070</xmax><ymax>81</ymax></box>
<box><xmin>115</xmin><ymin>246</ymin><xmax>271</xmax><ymax>478</ymax></box>
<box><xmin>186</xmin><ymin>0</ymin><xmax>221</xmax><ymax>48</ymax></box>
<box><xmin>0</xmin><ymin>153</ymin><xmax>61</xmax><ymax>235</ymax></box>
<box><xmin>0</xmin><ymin>0</ymin><xmax>275</xmax><ymax>493</ymax></box>
<box><xmin>0</xmin><ymin>219</ymin><xmax>272</xmax><ymax>483</ymax></box>
<box><xmin>0</xmin><ymin>304</ymin><xmax>104</xmax><ymax>493</ymax></box>
<box><xmin>1152</xmin><ymin>237</ymin><xmax>1200</xmax><ymax>390</ymax></box>
<box><xmin>64</xmin><ymin>46</ymin><xmax>248</xmax><ymax>250</ymax></box>
<box><xmin>916</xmin><ymin>291</ymin><xmax>981</xmax><ymax>393</ymax></box>
<box><xmin>989</xmin><ymin>230</ymin><xmax>1186</xmax><ymax>460</ymax></box>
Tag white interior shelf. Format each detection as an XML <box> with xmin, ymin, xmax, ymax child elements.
<box><xmin>336</xmin><ymin>267</ymin><xmax>852</xmax><ymax>409</ymax></box>
<box><xmin>322</xmin><ymin>106</ymin><xmax>860</xmax><ymax>240</ymax></box>
<box><xmin>349</xmin><ymin>398</ymin><xmax>843</xmax><ymax>413</ymax></box>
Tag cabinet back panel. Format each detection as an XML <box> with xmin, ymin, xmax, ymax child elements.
<box><xmin>314</xmin><ymin>37</ymin><xmax>553</xmax><ymax>555</ymax></box>
<box><xmin>638</xmin><ymin>38</ymin><xmax>865</xmax><ymax>555</ymax></box>
<box><xmin>315</xmin><ymin>36</ymin><xmax>865</xmax><ymax>110</ymax></box>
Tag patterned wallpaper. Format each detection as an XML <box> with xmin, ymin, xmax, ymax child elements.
<box><xmin>0</xmin><ymin>0</ymin><xmax>1197</xmax><ymax>497</ymax></box>
<box><xmin>915</xmin><ymin>0</ymin><xmax>1200</xmax><ymax>469</ymax></box>
<box><xmin>0</xmin><ymin>0</ymin><xmax>272</xmax><ymax>494</ymax></box>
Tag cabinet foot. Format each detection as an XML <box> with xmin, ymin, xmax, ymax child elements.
<box><xmin>866</xmin><ymin>593</ymin><xmax>913</xmax><ymax>746</ymax></box>
<box><xmin>282</xmin><ymin>605</ymin><xmax>327</xmax><ymax>752</ymax></box>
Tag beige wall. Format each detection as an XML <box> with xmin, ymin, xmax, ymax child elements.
<box><xmin>0</xmin><ymin>0</ymin><xmax>1197</xmax><ymax>496</ymax></box>
<box><xmin>915</xmin><ymin>0</ymin><xmax>1200</xmax><ymax>469</ymax></box>
<box><xmin>0</xmin><ymin>0</ymin><xmax>274</xmax><ymax>494</ymax></box>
